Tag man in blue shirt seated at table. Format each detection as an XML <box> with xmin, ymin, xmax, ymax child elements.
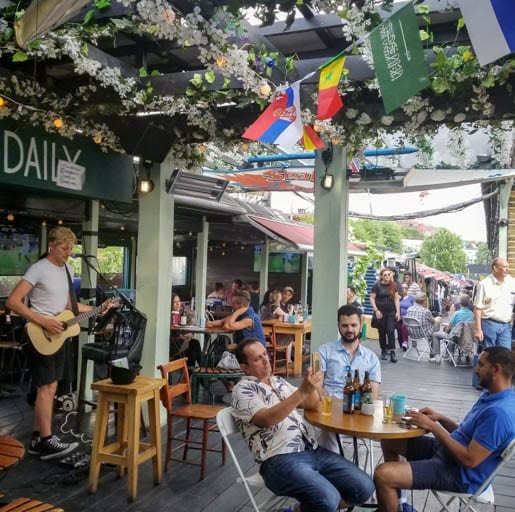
<box><xmin>232</xmin><ymin>338</ymin><xmax>375</xmax><ymax>512</ymax></box>
<box><xmin>318</xmin><ymin>304</ymin><xmax>381</xmax><ymax>452</ymax></box>
<box><xmin>374</xmin><ymin>346</ymin><xmax>515</xmax><ymax>512</ymax></box>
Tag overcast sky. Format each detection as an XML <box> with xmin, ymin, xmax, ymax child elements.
<box><xmin>271</xmin><ymin>127</ymin><xmax>497</xmax><ymax>242</ymax></box>
<box><xmin>272</xmin><ymin>184</ymin><xmax>487</xmax><ymax>242</ymax></box>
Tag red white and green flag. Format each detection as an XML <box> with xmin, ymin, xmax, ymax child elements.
<box><xmin>370</xmin><ymin>4</ymin><xmax>430</xmax><ymax>113</ymax></box>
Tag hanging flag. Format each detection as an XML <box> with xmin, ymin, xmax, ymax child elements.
<box><xmin>317</xmin><ymin>55</ymin><xmax>345</xmax><ymax>120</ymax></box>
<box><xmin>349</xmin><ymin>158</ymin><xmax>361</xmax><ymax>175</ymax></box>
<box><xmin>302</xmin><ymin>125</ymin><xmax>325</xmax><ymax>150</ymax></box>
<box><xmin>242</xmin><ymin>81</ymin><xmax>303</xmax><ymax>150</ymax></box>
<box><xmin>369</xmin><ymin>4</ymin><xmax>430</xmax><ymax>113</ymax></box>
<box><xmin>458</xmin><ymin>0</ymin><xmax>515</xmax><ymax>66</ymax></box>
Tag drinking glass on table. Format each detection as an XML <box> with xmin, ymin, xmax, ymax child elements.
<box><xmin>320</xmin><ymin>389</ymin><xmax>333</xmax><ymax>416</ymax></box>
<box><xmin>382</xmin><ymin>393</ymin><xmax>393</xmax><ymax>423</ymax></box>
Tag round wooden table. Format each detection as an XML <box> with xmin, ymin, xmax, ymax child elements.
<box><xmin>304</xmin><ymin>399</ymin><xmax>425</xmax><ymax>440</ymax></box>
<box><xmin>0</xmin><ymin>436</ymin><xmax>25</xmax><ymax>473</ymax></box>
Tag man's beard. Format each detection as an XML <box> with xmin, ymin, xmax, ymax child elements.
<box><xmin>341</xmin><ymin>332</ymin><xmax>361</xmax><ymax>344</ymax></box>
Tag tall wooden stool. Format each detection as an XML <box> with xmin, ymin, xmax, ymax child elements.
<box><xmin>88</xmin><ymin>376</ymin><xmax>164</xmax><ymax>501</ymax></box>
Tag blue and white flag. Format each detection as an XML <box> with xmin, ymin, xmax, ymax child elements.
<box><xmin>459</xmin><ymin>0</ymin><xmax>515</xmax><ymax>66</ymax></box>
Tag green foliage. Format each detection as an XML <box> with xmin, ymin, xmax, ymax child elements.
<box><xmin>430</xmin><ymin>46</ymin><xmax>480</xmax><ymax>95</ymax></box>
<box><xmin>296</xmin><ymin>212</ymin><xmax>314</xmax><ymax>224</ymax></box>
<box><xmin>12</xmin><ymin>51</ymin><xmax>28</xmax><ymax>62</ymax></box>
<box><xmin>350</xmin><ymin>219</ymin><xmax>402</xmax><ymax>253</ymax></box>
<box><xmin>474</xmin><ymin>242</ymin><xmax>492</xmax><ymax>265</ymax></box>
<box><xmin>69</xmin><ymin>246</ymin><xmax>123</xmax><ymax>277</ymax></box>
<box><xmin>349</xmin><ymin>245</ymin><xmax>384</xmax><ymax>300</ymax></box>
<box><xmin>401</xmin><ymin>227</ymin><xmax>425</xmax><ymax>240</ymax></box>
<box><xmin>419</xmin><ymin>228</ymin><xmax>466</xmax><ymax>273</ymax></box>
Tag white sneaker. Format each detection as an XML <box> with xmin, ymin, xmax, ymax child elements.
<box><xmin>429</xmin><ymin>355</ymin><xmax>441</xmax><ymax>364</ymax></box>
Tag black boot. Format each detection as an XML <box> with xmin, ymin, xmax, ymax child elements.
<box><xmin>381</xmin><ymin>351</ymin><xmax>388</xmax><ymax>361</ymax></box>
<box><xmin>390</xmin><ymin>350</ymin><xmax>397</xmax><ymax>363</ymax></box>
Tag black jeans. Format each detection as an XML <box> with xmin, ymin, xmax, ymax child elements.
<box><xmin>377</xmin><ymin>313</ymin><xmax>396</xmax><ymax>352</ymax></box>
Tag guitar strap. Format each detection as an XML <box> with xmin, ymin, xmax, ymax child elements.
<box><xmin>64</xmin><ymin>265</ymin><xmax>80</xmax><ymax>316</ymax></box>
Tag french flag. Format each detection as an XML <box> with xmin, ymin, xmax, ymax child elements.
<box><xmin>242</xmin><ymin>81</ymin><xmax>303</xmax><ymax>150</ymax></box>
<box><xmin>459</xmin><ymin>0</ymin><xmax>515</xmax><ymax>66</ymax></box>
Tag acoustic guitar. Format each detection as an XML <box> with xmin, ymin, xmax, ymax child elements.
<box><xmin>27</xmin><ymin>300</ymin><xmax>118</xmax><ymax>356</ymax></box>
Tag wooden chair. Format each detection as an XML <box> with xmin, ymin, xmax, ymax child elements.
<box><xmin>157</xmin><ymin>358</ymin><xmax>226</xmax><ymax>480</ymax></box>
<box><xmin>266</xmin><ymin>324</ymin><xmax>289</xmax><ymax>377</ymax></box>
<box><xmin>0</xmin><ymin>497</ymin><xmax>63</xmax><ymax>512</ymax></box>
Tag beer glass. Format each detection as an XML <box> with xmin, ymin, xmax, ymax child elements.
<box><xmin>382</xmin><ymin>393</ymin><xmax>393</xmax><ymax>423</ymax></box>
<box><xmin>320</xmin><ymin>389</ymin><xmax>333</xmax><ymax>416</ymax></box>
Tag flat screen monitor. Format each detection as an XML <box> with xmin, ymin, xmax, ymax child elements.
<box><xmin>0</xmin><ymin>227</ymin><xmax>39</xmax><ymax>275</ymax></box>
<box><xmin>253</xmin><ymin>249</ymin><xmax>301</xmax><ymax>273</ymax></box>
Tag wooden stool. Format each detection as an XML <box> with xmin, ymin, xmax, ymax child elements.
<box><xmin>88</xmin><ymin>376</ymin><xmax>164</xmax><ymax>501</ymax></box>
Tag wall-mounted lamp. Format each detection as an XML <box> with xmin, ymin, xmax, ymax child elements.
<box><xmin>139</xmin><ymin>161</ymin><xmax>154</xmax><ymax>195</ymax></box>
<box><xmin>6</xmin><ymin>212</ymin><xmax>14</xmax><ymax>222</ymax></box>
<box><xmin>320</xmin><ymin>143</ymin><xmax>334</xmax><ymax>191</ymax></box>
<box><xmin>320</xmin><ymin>173</ymin><xmax>334</xmax><ymax>190</ymax></box>
<box><xmin>139</xmin><ymin>177</ymin><xmax>154</xmax><ymax>194</ymax></box>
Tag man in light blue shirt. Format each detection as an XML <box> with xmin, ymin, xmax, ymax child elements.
<box><xmin>320</xmin><ymin>304</ymin><xmax>381</xmax><ymax>399</ymax></box>
<box><xmin>431</xmin><ymin>294</ymin><xmax>475</xmax><ymax>362</ymax></box>
<box><xmin>318</xmin><ymin>304</ymin><xmax>381</xmax><ymax>452</ymax></box>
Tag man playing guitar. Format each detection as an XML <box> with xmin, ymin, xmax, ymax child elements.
<box><xmin>7</xmin><ymin>226</ymin><xmax>105</xmax><ymax>460</ymax></box>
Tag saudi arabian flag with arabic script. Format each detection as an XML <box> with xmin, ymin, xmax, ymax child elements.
<box><xmin>370</xmin><ymin>3</ymin><xmax>430</xmax><ymax>113</ymax></box>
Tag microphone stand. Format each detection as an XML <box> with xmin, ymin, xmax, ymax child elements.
<box><xmin>78</xmin><ymin>255</ymin><xmax>133</xmax><ymax>306</ymax></box>
<box><xmin>76</xmin><ymin>254</ymin><xmax>137</xmax><ymax>334</ymax></box>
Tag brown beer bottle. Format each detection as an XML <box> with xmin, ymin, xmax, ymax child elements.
<box><xmin>353</xmin><ymin>369</ymin><xmax>361</xmax><ymax>412</ymax></box>
<box><xmin>361</xmin><ymin>371</ymin><xmax>373</xmax><ymax>405</ymax></box>
<box><xmin>343</xmin><ymin>369</ymin><xmax>354</xmax><ymax>414</ymax></box>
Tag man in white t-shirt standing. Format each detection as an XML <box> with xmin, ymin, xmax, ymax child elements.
<box><xmin>7</xmin><ymin>227</ymin><xmax>95</xmax><ymax>460</ymax></box>
<box><xmin>474</xmin><ymin>257</ymin><xmax>515</xmax><ymax>349</ymax></box>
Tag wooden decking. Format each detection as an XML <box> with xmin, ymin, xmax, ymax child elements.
<box><xmin>0</xmin><ymin>340</ymin><xmax>513</xmax><ymax>512</ymax></box>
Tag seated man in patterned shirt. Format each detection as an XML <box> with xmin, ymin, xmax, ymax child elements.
<box><xmin>404</xmin><ymin>292</ymin><xmax>439</xmax><ymax>347</ymax></box>
<box><xmin>231</xmin><ymin>338</ymin><xmax>374</xmax><ymax>512</ymax></box>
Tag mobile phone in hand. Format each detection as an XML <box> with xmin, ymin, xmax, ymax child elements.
<box><xmin>311</xmin><ymin>352</ymin><xmax>321</xmax><ymax>373</ymax></box>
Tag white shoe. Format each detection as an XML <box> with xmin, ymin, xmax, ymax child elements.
<box><xmin>429</xmin><ymin>355</ymin><xmax>441</xmax><ymax>364</ymax></box>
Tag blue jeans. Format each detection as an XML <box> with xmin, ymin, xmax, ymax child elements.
<box><xmin>260</xmin><ymin>446</ymin><xmax>375</xmax><ymax>512</ymax></box>
<box><xmin>481</xmin><ymin>320</ymin><xmax>512</xmax><ymax>349</ymax></box>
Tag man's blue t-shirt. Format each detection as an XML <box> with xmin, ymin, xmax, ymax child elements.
<box><xmin>451</xmin><ymin>388</ymin><xmax>515</xmax><ymax>493</ymax></box>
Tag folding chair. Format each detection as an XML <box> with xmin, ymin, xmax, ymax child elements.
<box><xmin>216</xmin><ymin>407</ymin><xmax>289</xmax><ymax>512</ymax></box>
<box><xmin>402</xmin><ymin>317</ymin><xmax>431</xmax><ymax>362</ymax></box>
<box><xmin>423</xmin><ymin>438</ymin><xmax>515</xmax><ymax>512</ymax></box>
<box><xmin>442</xmin><ymin>321</ymin><xmax>475</xmax><ymax>367</ymax></box>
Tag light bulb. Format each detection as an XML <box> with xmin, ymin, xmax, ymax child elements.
<box><xmin>57</xmin><ymin>219</ymin><xmax>63</xmax><ymax>225</ymax></box>
<box><xmin>93</xmin><ymin>135</ymin><xmax>102</xmax><ymax>144</ymax></box>
<box><xmin>53</xmin><ymin>118</ymin><xmax>64</xmax><ymax>129</ymax></box>
<box><xmin>6</xmin><ymin>213</ymin><xmax>14</xmax><ymax>222</ymax></box>
<box><xmin>0</xmin><ymin>97</ymin><xmax>5</xmax><ymax>107</ymax></box>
